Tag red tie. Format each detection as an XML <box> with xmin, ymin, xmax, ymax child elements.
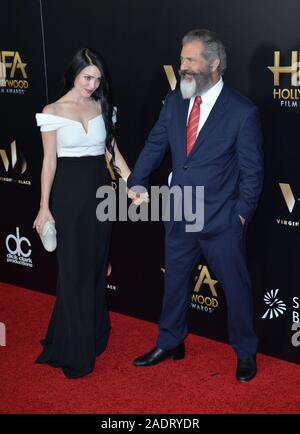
<box><xmin>186</xmin><ymin>96</ymin><xmax>202</xmax><ymax>156</ymax></box>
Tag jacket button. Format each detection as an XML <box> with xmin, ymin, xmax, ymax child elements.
<box><xmin>183</xmin><ymin>165</ymin><xmax>188</xmax><ymax>170</ymax></box>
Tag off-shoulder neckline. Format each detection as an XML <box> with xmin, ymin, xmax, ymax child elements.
<box><xmin>36</xmin><ymin>113</ymin><xmax>102</xmax><ymax>135</ymax></box>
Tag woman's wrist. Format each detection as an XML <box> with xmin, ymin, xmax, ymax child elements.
<box><xmin>122</xmin><ymin>171</ymin><xmax>131</xmax><ymax>182</ymax></box>
<box><xmin>40</xmin><ymin>202</ymin><xmax>50</xmax><ymax>210</ymax></box>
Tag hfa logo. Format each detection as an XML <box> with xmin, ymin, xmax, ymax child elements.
<box><xmin>268</xmin><ymin>51</ymin><xmax>300</xmax><ymax>107</ymax></box>
<box><xmin>277</xmin><ymin>183</ymin><xmax>299</xmax><ymax>228</ymax></box>
<box><xmin>0</xmin><ymin>51</ymin><xmax>29</xmax><ymax>91</ymax></box>
<box><xmin>161</xmin><ymin>264</ymin><xmax>219</xmax><ymax>313</ymax></box>
<box><xmin>262</xmin><ymin>288</ymin><xmax>286</xmax><ymax>320</ymax></box>
<box><xmin>268</xmin><ymin>51</ymin><xmax>299</xmax><ymax>86</ymax></box>
<box><xmin>0</xmin><ymin>51</ymin><xmax>27</xmax><ymax>79</ymax></box>
<box><xmin>191</xmin><ymin>265</ymin><xmax>219</xmax><ymax>312</ymax></box>
<box><xmin>0</xmin><ymin>140</ymin><xmax>27</xmax><ymax>175</ymax></box>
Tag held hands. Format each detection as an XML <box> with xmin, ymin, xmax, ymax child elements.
<box><xmin>127</xmin><ymin>188</ymin><xmax>149</xmax><ymax>206</ymax></box>
<box><xmin>33</xmin><ymin>207</ymin><xmax>55</xmax><ymax>235</ymax></box>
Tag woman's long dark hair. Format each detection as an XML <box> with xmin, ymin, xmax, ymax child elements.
<box><xmin>61</xmin><ymin>48</ymin><xmax>115</xmax><ymax>159</ymax></box>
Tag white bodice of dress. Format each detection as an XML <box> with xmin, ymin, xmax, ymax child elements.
<box><xmin>36</xmin><ymin>113</ymin><xmax>107</xmax><ymax>157</ymax></box>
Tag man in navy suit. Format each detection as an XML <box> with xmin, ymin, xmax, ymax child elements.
<box><xmin>127</xmin><ymin>29</ymin><xmax>263</xmax><ymax>381</ymax></box>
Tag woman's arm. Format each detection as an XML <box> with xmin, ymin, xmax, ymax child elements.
<box><xmin>33</xmin><ymin>117</ymin><xmax>57</xmax><ymax>234</ymax></box>
<box><xmin>106</xmin><ymin>139</ymin><xmax>131</xmax><ymax>181</ymax></box>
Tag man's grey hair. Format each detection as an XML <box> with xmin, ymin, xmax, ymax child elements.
<box><xmin>182</xmin><ymin>29</ymin><xmax>227</xmax><ymax>75</ymax></box>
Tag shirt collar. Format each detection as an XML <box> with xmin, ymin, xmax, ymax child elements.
<box><xmin>198</xmin><ymin>77</ymin><xmax>223</xmax><ymax>105</ymax></box>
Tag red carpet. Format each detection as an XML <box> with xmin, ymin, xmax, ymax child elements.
<box><xmin>0</xmin><ymin>282</ymin><xmax>300</xmax><ymax>414</ymax></box>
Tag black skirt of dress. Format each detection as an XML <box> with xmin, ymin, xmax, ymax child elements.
<box><xmin>35</xmin><ymin>155</ymin><xmax>112</xmax><ymax>379</ymax></box>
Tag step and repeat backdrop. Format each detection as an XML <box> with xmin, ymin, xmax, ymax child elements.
<box><xmin>0</xmin><ymin>0</ymin><xmax>299</xmax><ymax>364</ymax></box>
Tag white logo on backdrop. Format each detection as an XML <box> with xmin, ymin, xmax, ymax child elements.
<box><xmin>262</xmin><ymin>288</ymin><xmax>287</xmax><ymax>319</ymax></box>
<box><xmin>5</xmin><ymin>227</ymin><xmax>33</xmax><ymax>267</ymax></box>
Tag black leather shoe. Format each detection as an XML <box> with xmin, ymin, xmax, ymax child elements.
<box><xmin>236</xmin><ymin>355</ymin><xmax>257</xmax><ymax>382</ymax></box>
<box><xmin>133</xmin><ymin>343</ymin><xmax>185</xmax><ymax>367</ymax></box>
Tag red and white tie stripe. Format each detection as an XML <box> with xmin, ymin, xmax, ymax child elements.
<box><xmin>186</xmin><ymin>96</ymin><xmax>202</xmax><ymax>156</ymax></box>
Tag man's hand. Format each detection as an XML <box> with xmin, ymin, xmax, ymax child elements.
<box><xmin>127</xmin><ymin>188</ymin><xmax>149</xmax><ymax>205</ymax></box>
<box><xmin>239</xmin><ymin>215</ymin><xmax>246</xmax><ymax>225</ymax></box>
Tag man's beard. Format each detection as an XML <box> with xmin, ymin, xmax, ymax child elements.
<box><xmin>179</xmin><ymin>69</ymin><xmax>213</xmax><ymax>99</ymax></box>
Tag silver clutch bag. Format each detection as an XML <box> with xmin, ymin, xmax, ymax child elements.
<box><xmin>40</xmin><ymin>221</ymin><xmax>57</xmax><ymax>252</ymax></box>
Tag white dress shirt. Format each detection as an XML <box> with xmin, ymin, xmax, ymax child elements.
<box><xmin>168</xmin><ymin>78</ymin><xmax>224</xmax><ymax>186</ymax></box>
<box><xmin>187</xmin><ymin>78</ymin><xmax>224</xmax><ymax>136</ymax></box>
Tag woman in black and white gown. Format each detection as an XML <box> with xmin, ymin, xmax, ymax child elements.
<box><xmin>34</xmin><ymin>48</ymin><xmax>130</xmax><ymax>379</ymax></box>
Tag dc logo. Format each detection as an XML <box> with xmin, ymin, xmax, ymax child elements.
<box><xmin>262</xmin><ymin>288</ymin><xmax>287</xmax><ymax>320</ymax></box>
<box><xmin>5</xmin><ymin>227</ymin><xmax>31</xmax><ymax>257</ymax></box>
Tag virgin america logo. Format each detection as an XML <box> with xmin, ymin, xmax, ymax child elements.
<box><xmin>262</xmin><ymin>288</ymin><xmax>287</xmax><ymax>319</ymax></box>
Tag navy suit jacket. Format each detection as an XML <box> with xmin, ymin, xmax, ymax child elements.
<box><xmin>127</xmin><ymin>84</ymin><xmax>264</xmax><ymax>235</ymax></box>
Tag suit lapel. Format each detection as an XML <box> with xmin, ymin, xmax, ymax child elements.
<box><xmin>177</xmin><ymin>97</ymin><xmax>190</xmax><ymax>161</ymax></box>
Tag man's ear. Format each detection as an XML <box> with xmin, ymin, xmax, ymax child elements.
<box><xmin>210</xmin><ymin>58</ymin><xmax>220</xmax><ymax>72</ymax></box>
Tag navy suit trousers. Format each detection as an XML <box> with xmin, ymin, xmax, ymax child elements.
<box><xmin>156</xmin><ymin>217</ymin><xmax>258</xmax><ymax>359</ymax></box>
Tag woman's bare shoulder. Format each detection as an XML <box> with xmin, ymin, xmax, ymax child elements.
<box><xmin>42</xmin><ymin>98</ymin><xmax>69</xmax><ymax>116</ymax></box>
<box><xmin>42</xmin><ymin>103</ymin><xmax>56</xmax><ymax>115</ymax></box>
